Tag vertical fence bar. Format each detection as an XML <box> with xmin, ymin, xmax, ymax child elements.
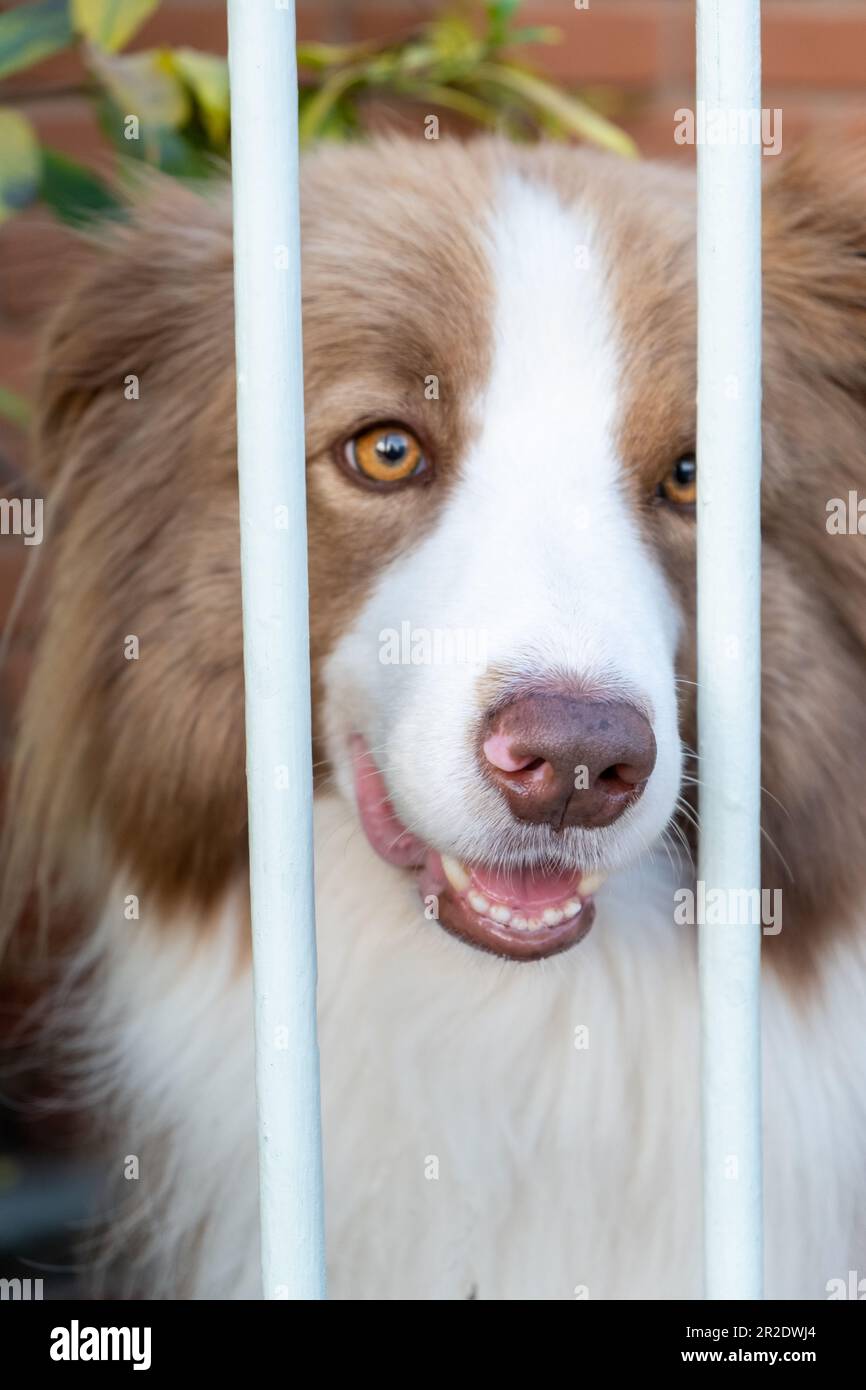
<box><xmin>696</xmin><ymin>0</ymin><xmax>764</xmax><ymax>1299</ymax></box>
<box><xmin>227</xmin><ymin>0</ymin><xmax>326</xmax><ymax>1299</ymax></box>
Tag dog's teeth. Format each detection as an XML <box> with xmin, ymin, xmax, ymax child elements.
<box><xmin>580</xmin><ymin>871</ymin><xmax>607</xmax><ymax>896</ymax></box>
<box><xmin>526</xmin><ymin>917</ymin><xmax>542</xmax><ymax>931</ymax></box>
<box><xmin>543</xmin><ymin>908</ymin><xmax>564</xmax><ymax>926</ymax></box>
<box><xmin>441</xmin><ymin>854</ymin><xmax>471</xmax><ymax>892</ymax></box>
<box><xmin>512</xmin><ymin>915</ymin><xmax>528</xmax><ymax>929</ymax></box>
<box><xmin>563</xmin><ymin>900</ymin><xmax>582</xmax><ymax>919</ymax></box>
<box><xmin>490</xmin><ymin>904</ymin><xmax>512</xmax><ymax>925</ymax></box>
<box><xmin>468</xmin><ymin>891</ymin><xmax>490</xmax><ymax>914</ymax></box>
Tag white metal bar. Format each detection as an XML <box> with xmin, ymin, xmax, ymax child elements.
<box><xmin>696</xmin><ymin>0</ymin><xmax>764</xmax><ymax>1299</ymax></box>
<box><xmin>227</xmin><ymin>0</ymin><xmax>326</xmax><ymax>1299</ymax></box>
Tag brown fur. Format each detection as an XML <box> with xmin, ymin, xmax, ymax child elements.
<box><xmin>4</xmin><ymin>136</ymin><xmax>866</xmax><ymax>991</ymax></box>
<box><xmin>4</xmin><ymin>142</ymin><xmax>494</xmax><ymax>926</ymax></box>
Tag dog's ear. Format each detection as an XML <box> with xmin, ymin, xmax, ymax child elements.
<box><xmin>761</xmin><ymin>138</ymin><xmax>866</xmax><ymax>649</ymax></box>
<box><xmin>4</xmin><ymin>180</ymin><xmax>248</xmax><ymax>932</ymax></box>
<box><xmin>34</xmin><ymin>178</ymin><xmax>235</xmax><ymax>486</ymax></box>
<box><xmin>762</xmin><ymin>138</ymin><xmax>866</xmax><ymax>398</ymax></box>
<box><xmin>757</xmin><ymin>140</ymin><xmax>866</xmax><ymax>977</ymax></box>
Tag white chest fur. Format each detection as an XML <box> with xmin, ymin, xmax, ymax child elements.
<box><xmin>93</xmin><ymin>793</ymin><xmax>866</xmax><ymax>1299</ymax></box>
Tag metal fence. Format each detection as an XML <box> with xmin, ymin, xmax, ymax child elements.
<box><xmin>227</xmin><ymin>0</ymin><xmax>764</xmax><ymax>1302</ymax></box>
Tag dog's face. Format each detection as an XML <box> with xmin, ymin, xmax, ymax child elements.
<box><xmin>14</xmin><ymin>137</ymin><xmax>866</xmax><ymax>978</ymax></box>
<box><xmin>305</xmin><ymin>145</ymin><xmax>695</xmax><ymax>959</ymax></box>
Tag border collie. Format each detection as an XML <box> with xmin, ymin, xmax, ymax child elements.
<box><xmin>4</xmin><ymin>137</ymin><xmax>866</xmax><ymax>1299</ymax></box>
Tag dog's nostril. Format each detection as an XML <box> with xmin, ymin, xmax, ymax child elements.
<box><xmin>520</xmin><ymin>756</ymin><xmax>546</xmax><ymax>774</ymax></box>
<box><xmin>601</xmin><ymin>762</ymin><xmax>645</xmax><ymax>787</ymax></box>
<box><xmin>479</xmin><ymin>692</ymin><xmax>657</xmax><ymax>830</ymax></box>
<box><xmin>483</xmin><ymin>732</ymin><xmax>538</xmax><ymax>774</ymax></box>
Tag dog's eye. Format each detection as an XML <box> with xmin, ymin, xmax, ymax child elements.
<box><xmin>657</xmin><ymin>454</ymin><xmax>696</xmax><ymax>508</ymax></box>
<box><xmin>345</xmin><ymin>424</ymin><xmax>426</xmax><ymax>486</ymax></box>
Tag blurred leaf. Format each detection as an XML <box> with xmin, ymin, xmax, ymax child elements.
<box><xmin>40</xmin><ymin>147</ymin><xmax>123</xmax><ymax>225</ymax></box>
<box><xmin>170</xmin><ymin>48</ymin><xmax>229</xmax><ymax>148</ymax></box>
<box><xmin>486</xmin><ymin>0</ymin><xmax>522</xmax><ymax>48</ymax></box>
<box><xmin>0</xmin><ymin>0</ymin><xmax>72</xmax><ymax>81</ymax></box>
<box><xmin>507</xmin><ymin>27</ymin><xmax>561</xmax><ymax>47</ymax></box>
<box><xmin>476</xmin><ymin>63</ymin><xmax>638</xmax><ymax>156</ymax></box>
<box><xmin>299</xmin><ymin>89</ymin><xmax>359</xmax><ymax>143</ymax></box>
<box><xmin>0</xmin><ymin>0</ymin><xmax>635</xmax><ymax>199</ymax></box>
<box><xmin>147</xmin><ymin>126</ymin><xmax>215</xmax><ymax>178</ymax></box>
<box><xmin>424</xmin><ymin>16</ymin><xmax>484</xmax><ymax>81</ymax></box>
<box><xmin>297</xmin><ymin>40</ymin><xmax>372</xmax><ymax>72</ymax></box>
<box><xmin>96</xmin><ymin>91</ymin><xmax>215</xmax><ymax>176</ymax></box>
<box><xmin>87</xmin><ymin>45</ymin><xmax>191</xmax><ymax>131</ymax></box>
<box><xmin>72</xmin><ymin>0</ymin><xmax>159</xmax><ymax>53</ymax></box>
<box><xmin>364</xmin><ymin>51</ymin><xmax>401</xmax><ymax>85</ymax></box>
<box><xmin>396</xmin><ymin>82</ymin><xmax>500</xmax><ymax>128</ymax></box>
<box><xmin>0</xmin><ymin>386</ymin><xmax>31</xmax><ymax>429</ymax></box>
<box><xmin>577</xmin><ymin>84</ymin><xmax>634</xmax><ymax>119</ymax></box>
<box><xmin>299</xmin><ymin>66</ymin><xmax>366</xmax><ymax>144</ymax></box>
<box><xmin>0</xmin><ymin>108</ymin><xmax>41</xmax><ymax>223</ymax></box>
<box><xmin>394</xmin><ymin>42</ymin><xmax>438</xmax><ymax>76</ymax></box>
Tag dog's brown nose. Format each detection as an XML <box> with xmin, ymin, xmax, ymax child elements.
<box><xmin>481</xmin><ymin>692</ymin><xmax>656</xmax><ymax>830</ymax></box>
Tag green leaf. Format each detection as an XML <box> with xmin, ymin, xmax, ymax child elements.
<box><xmin>395</xmin><ymin>83</ymin><xmax>501</xmax><ymax>129</ymax></box>
<box><xmin>429</xmin><ymin>15</ymin><xmax>483</xmax><ymax>63</ymax></box>
<box><xmin>170</xmin><ymin>48</ymin><xmax>229</xmax><ymax>148</ymax></box>
<box><xmin>476</xmin><ymin>63</ymin><xmax>638</xmax><ymax>157</ymax></box>
<box><xmin>363</xmin><ymin>51</ymin><xmax>400</xmax><ymax>85</ymax></box>
<box><xmin>297</xmin><ymin>40</ymin><xmax>370</xmax><ymax>73</ymax></box>
<box><xmin>486</xmin><ymin>0</ymin><xmax>522</xmax><ymax>48</ymax></box>
<box><xmin>0</xmin><ymin>0</ymin><xmax>73</xmax><ymax>81</ymax></box>
<box><xmin>147</xmin><ymin>126</ymin><xmax>215</xmax><ymax>178</ymax></box>
<box><xmin>394</xmin><ymin>43</ymin><xmax>438</xmax><ymax>77</ymax></box>
<box><xmin>298</xmin><ymin>89</ymin><xmax>358</xmax><ymax>143</ymax></box>
<box><xmin>40</xmin><ymin>147</ymin><xmax>123</xmax><ymax>225</ymax></box>
<box><xmin>96</xmin><ymin>92</ymin><xmax>214</xmax><ymax>175</ymax></box>
<box><xmin>87</xmin><ymin>45</ymin><xmax>191</xmax><ymax>131</ymax></box>
<box><xmin>72</xmin><ymin>0</ymin><xmax>160</xmax><ymax>53</ymax></box>
<box><xmin>0</xmin><ymin>386</ymin><xmax>31</xmax><ymax>429</ymax></box>
<box><xmin>0</xmin><ymin>109</ymin><xmax>41</xmax><ymax>223</ymax></box>
<box><xmin>507</xmin><ymin>27</ymin><xmax>562</xmax><ymax>47</ymax></box>
<box><xmin>299</xmin><ymin>66</ymin><xmax>366</xmax><ymax>145</ymax></box>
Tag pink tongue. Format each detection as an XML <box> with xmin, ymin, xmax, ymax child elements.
<box><xmin>469</xmin><ymin>864</ymin><xmax>582</xmax><ymax>909</ymax></box>
<box><xmin>350</xmin><ymin>734</ymin><xmax>428</xmax><ymax>868</ymax></box>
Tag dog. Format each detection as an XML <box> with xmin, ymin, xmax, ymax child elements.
<box><xmin>4</xmin><ymin>135</ymin><xmax>866</xmax><ymax>1299</ymax></box>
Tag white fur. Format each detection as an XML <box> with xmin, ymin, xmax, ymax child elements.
<box><xmin>92</xmin><ymin>794</ymin><xmax>866</xmax><ymax>1299</ymax></box>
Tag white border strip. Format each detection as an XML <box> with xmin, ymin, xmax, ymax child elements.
<box><xmin>227</xmin><ymin>0</ymin><xmax>326</xmax><ymax>1300</ymax></box>
<box><xmin>696</xmin><ymin>0</ymin><xmax>764</xmax><ymax>1299</ymax></box>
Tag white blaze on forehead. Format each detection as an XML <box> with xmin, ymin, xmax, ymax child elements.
<box><xmin>325</xmin><ymin>170</ymin><xmax>681</xmax><ymax>868</ymax></box>
<box><xmin>482</xmin><ymin>173</ymin><xmax>619</xmax><ymax>500</ymax></box>
<box><xmin>454</xmin><ymin>171</ymin><xmax>679</xmax><ymax>685</ymax></box>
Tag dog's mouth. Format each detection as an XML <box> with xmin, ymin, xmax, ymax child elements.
<box><xmin>350</xmin><ymin>735</ymin><xmax>602</xmax><ymax>961</ymax></box>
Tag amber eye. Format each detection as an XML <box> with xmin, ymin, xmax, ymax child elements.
<box><xmin>657</xmin><ymin>454</ymin><xmax>697</xmax><ymax>508</ymax></box>
<box><xmin>345</xmin><ymin>423</ymin><xmax>426</xmax><ymax>486</ymax></box>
